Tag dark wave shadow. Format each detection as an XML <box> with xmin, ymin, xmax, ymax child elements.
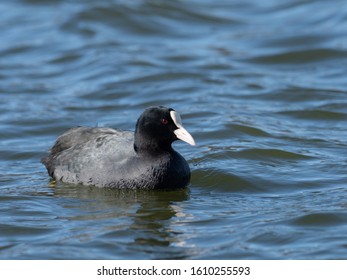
<box><xmin>50</xmin><ymin>182</ymin><xmax>191</xmax><ymax>259</ymax></box>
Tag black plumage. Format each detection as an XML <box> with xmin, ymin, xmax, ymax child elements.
<box><xmin>42</xmin><ymin>106</ymin><xmax>195</xmax><ymax>189</ymax></box>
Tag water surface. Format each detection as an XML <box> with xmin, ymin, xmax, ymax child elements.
<box><xmin>1</xmin><ymin>0</ymin><xmax>347</xmax><ymax>259</ymax></box>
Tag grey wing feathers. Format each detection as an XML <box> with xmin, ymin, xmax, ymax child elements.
<box><xmin>41</xmin><ymin>127</ymin><xmax>135</xmax><ymax>180</ymax></box>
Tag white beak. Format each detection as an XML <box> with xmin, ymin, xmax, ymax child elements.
<box><xmin>170</xmin><ymin>110</ymin><xmax>196</xmax><ymax>146</ymax></box>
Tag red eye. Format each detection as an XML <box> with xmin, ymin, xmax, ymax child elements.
<box><xmin>161</xmin><ymin>118</ymin><xmax>169</xmax><ymax>125</ymax></box>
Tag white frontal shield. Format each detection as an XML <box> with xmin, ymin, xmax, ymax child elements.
<box><xmin>170</xmin><ymin>110</ymin><xmax>196</xmax><ymax>146</ymax></box>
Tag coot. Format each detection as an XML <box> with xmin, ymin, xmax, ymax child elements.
<box><xmin>42</xmin><ymin>106</ymin><xmax>195</xmax><ymax>189</ymax></box>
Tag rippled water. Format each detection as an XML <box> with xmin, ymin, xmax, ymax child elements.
<box><xmin>1</xmin><ymin>0</ymin><xmax>347</xmax><ymax>259</ymax></box>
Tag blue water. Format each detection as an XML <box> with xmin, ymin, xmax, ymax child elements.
<box><xmin>1</xmin><ymin>0</ymin><xmax>347</xmax><ymax>259</ymax></box>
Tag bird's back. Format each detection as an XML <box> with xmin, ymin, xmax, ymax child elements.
<box><xmin>42</xmin><ymin>127</ymin><xmax>136</xmax><ymax>186</ymax></box>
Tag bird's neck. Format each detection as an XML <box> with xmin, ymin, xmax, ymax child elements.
<box><xmin>134</xmin><ymin>134</ymin><xmax>173</xmax><ymax>155</ymax></box>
